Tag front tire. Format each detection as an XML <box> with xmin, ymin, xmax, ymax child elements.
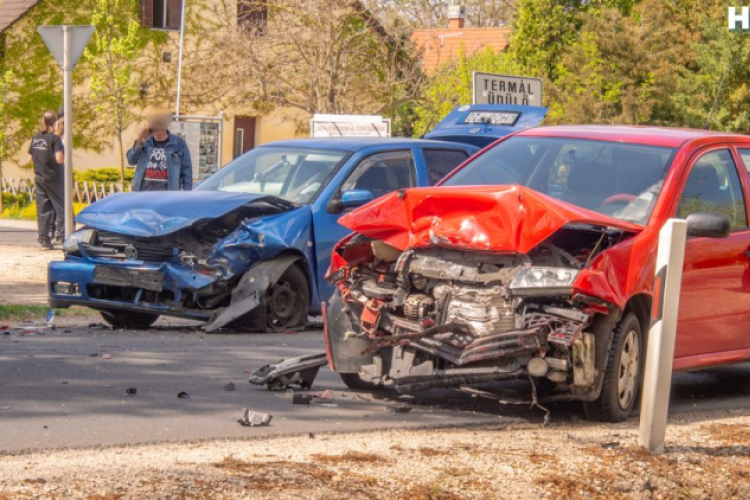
<box><xmin>100</xmin><ymin>309</ymin><xmax>160</xmax><ymax>329</ymax></box>
<box><xmin>265</xmin><ymin>265</ymin><xmax>309</xmax><ymax>331</ymax></box>
<box><xmin>583</xmin><ymin>312</ymin><xmax>643</xmax><ymax>422</ymax></box>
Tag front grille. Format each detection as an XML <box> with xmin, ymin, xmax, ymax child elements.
<box><xmin>93</xmin><ymin>232</ymin><xmax>175</xmax><ymax>261</ymax></box>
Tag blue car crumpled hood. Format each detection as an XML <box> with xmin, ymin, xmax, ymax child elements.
<box><xmin>76</xmin><ymin>191</ymin><xmax>296</xmax><ymax>237</ymax></box>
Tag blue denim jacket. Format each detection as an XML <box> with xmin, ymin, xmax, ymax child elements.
<box><xmin>127</xmin><ymin>132</ymin><xmax>193</xmax><ymax>191</ymax></box>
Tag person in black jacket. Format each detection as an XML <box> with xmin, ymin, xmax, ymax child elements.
<box><xmin>27</xmin><ymin>110</ymin><xmax>64</xmax><ymax>250</ymax></box>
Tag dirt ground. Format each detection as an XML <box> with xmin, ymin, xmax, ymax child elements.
<box><xmin>1</xmin><ymin>413</ymin><xmax>749</xmax><ymax>499</ymax></box>
<box><xmin>0</xmin><ymin>244</ymin><xmax>60</xmax><ymax>305</ymax></box>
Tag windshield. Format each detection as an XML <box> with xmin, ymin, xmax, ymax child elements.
<box><xmin>442</xmin><ymin>136</ymin><xmax>676</xmax><ymax>225</ymax></box>
<box><xmin>196</xmin><ymin>146</ymin><xmax>347</xmax><ymax>204</ymax></box>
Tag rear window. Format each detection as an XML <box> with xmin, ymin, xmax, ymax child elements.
<box><xmin>423</xmin><ymin>149</ymin><xmax>468</xmax><ymax>185</ymax></box>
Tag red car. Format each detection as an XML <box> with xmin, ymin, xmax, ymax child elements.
<box><xmin>324</xmin><ymin>125</ymin><xmax>749</xmax><ymax>422</ymax></box>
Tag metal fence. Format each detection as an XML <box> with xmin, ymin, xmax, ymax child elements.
<box><xmin>1</xmin><ymin>178</ymin><xmax>131</xmax><ymax>205</ymax></box>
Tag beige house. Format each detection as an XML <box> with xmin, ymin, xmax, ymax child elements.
<box><xmin>0</xmin><ymin>0</ymin><xmax>308</xmax><ymax>181</ymax></box>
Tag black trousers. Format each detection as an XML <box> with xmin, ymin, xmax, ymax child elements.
<box><xmin>35</xmin><ymin>179</ymin><xmax>65</xmax><ymax>243</ymax></box>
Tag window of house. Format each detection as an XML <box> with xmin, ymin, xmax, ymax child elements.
<box><xmin>141</xmin><ymin>0</ymin><xmax>182</xmax><ymax>30</ymax></box>
<box><xmin>238</xmin><ymin>0</ymin><xmax>268</xmax><ymax>33</ymax></box>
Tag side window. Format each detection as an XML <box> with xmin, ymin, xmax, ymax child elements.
<box><xmin>738</xmin><ymin>149</ymin><xmax>750</xmax><ymax>175</ymax></box>
<box><xmin>678</xmin><ymin>150</ymin><xmax>748</xmax><ymax>230</ymax></box>
<box><xmin>341</xmin><ymin>151</ymin><xmax>415</xmax><ymax>199</ymax></box>
<box><xmin>423</xmin><ymin>149</ymin><xmax>468</xmax><ymax>185</ymax></box>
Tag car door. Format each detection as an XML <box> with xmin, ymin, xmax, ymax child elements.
<box><xmin>312</xmin><ymin>149</ymin><xmax>417</xmax><ymax>300</ymax></box>
<box><xmin>674</xmin><ymin>147</ymin><xmax>750</xmax><ymax>359</ymax></box>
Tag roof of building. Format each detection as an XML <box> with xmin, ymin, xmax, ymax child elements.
<box><xmin>410</xmin><ymin>27</ymin><xmax>510</xmax><ymax>74</ymax></box>
<box><xmin>0</xmin><ymin>0</ymin><xmax>39</xmax><ymax>34</ymax></box>
<box><xmin>518</xmin><ymin>125</ymin><xmax>750</xmax><ymax>148</ymax></box>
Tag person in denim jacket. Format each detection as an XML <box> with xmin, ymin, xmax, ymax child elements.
<box><xmin>127</xmin><ymin>106</ymin><xmax>193</xmax><ymax>191</ymax></box>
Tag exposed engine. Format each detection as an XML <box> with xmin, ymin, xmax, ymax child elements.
<box><xmin>328</xmin><ymin>225</ymin><xmax>628</xmax><ymax>394</ymax></box>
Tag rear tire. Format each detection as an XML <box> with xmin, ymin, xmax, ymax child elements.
<box><xmin>583</xmin><ymin>312</ymin><xmax>643</xmax><ymax>422</ymax></box>
<box><xmin>340</xmin><ymin>372</ymin><xmax>382</xmax><ymax>391</ymax></box>
<box><xmin>265</xmin><ymin>264</ymin><xmax>309</xmax><ymax>331</ymax></box>
<box><xmin>100</xmin><ymin>309</ymin><xmax>160</xmax><ymax>329</ymax></box>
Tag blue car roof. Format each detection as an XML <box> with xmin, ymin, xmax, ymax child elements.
<box><xmin>423</xmin><ymin>104</ymin><xmax>547</xmax><ymax>147</ymax></box>
<box><xmin>260</xmin><ymin>137</ymin><xmax>472</xmax><ymax>152</ymax></box>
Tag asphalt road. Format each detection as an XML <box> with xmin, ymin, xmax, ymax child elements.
<box><xmin>1</xmin><ymin>320</ymin><xmax>750</xmax><ymax>453</ymax></box>
<box><xmin>0</xmin><ymin>219</ymin><xmax>38</xmax><ymax>246</ymax></box>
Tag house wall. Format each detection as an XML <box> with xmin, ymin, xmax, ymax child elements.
<box><xmin>1</xmin><ymin>0</ymin><xmax>310</xmax><ymax>182</ymax></box>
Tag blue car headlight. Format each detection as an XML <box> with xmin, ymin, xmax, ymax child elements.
<box><xmin>63</xmin><ymin>229</ymin><xmax>96</xmax><ymax>255</ymax></box>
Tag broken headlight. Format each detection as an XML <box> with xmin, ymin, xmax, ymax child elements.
<box><xmin>510</xmin><ymin>267</ymin><xmax>579</xmax><ymax>296</ymax></box>
<box><xmin>63</xmin><ymin>228</ymin><xmax>96</xmax><ymax>255</ymax></box>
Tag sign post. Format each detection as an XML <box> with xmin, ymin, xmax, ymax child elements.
<box><xmin>473</xmin><ymin>72</ymin><xmax>543</xmax><ymax>106</ymax></box>
<box><xmin>38</xmin><ymin>25</ymin><xmax>94</xmax><ymax>239</ymax></box>
<box><xmin>639</xmin><ymin>218</ymin><xmax>687</xmax><ymax>454</ymax></box>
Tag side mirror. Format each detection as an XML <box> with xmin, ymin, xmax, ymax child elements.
<box><xmin>341</xmin><ymin>189</ymin><xmax>374</xmax><ymax>209</ymax></box>
<box><xmin>686</xmin><ymin>213</ymin><xmax>731</xmax><ymax>238</ymax></box>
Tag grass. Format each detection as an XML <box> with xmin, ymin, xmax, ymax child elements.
<box><xmin>0</xmin><ymin>304</ymin><xmax>91</xmax><ymax>321</ymax></box>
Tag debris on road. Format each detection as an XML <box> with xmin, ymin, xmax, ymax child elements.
<box><xmin>223</xmin><ymin>383</ymin><xmax>236</xmax><ymax>392</ymax></box>
<box><xmin>249</xmin><ymin>353</ymin><xmax>327</xmax><ymax>391</ymax></box>
<box><xmin>126</xmin><ymin>388</ymin><xmax>137</xmax><ymax>397</ymax></box>
<box><xmin>0</xmin><ymin>405</ymin><xmax>11</xmax><ymax>410</ymax></box>
<box><xmin>387</xmin><ymin>404</ymin><xmax>412</xmax><ymax>414</ymax></box>
<box><xmin>237</xmin><ymin>409</ymin><xmax>272</xmax><ymax>427</ymax></box>
<box><xmin>292</xmin><ymin>394</ymin><xmax>312</xmax><ymax>405</ymax></box>
<box><xmin>102</xmin><ymin>353</ymin><xmax>112</xmax><ymax>360</ymax></box>
<box><xmin>177</xmin><ymin>392</ymin><xmax>191</xmax><ymax>399</ymax></box>
<box><xmin>310</xmin><ymin>389</ymin><xmax>334</xmax><ymax>400</ymax></box>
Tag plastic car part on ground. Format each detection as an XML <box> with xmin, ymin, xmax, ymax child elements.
<box><xmin>249</xmin><ymin>353</ymin><xmax>328</xmax><ymax>391</ymax></box>
<box><xmin>237</xmin><ymin>409</ymin><xmax>272</xmax><ymax>427</ymax></box>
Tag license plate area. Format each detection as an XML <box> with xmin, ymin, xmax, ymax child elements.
<box><xmin>93</xmin><ymin>266</ymin><xmax>164</xmax><ymax>292</ymax></box>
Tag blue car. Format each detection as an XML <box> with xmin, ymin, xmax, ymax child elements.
<box><xmin>48</xmin><ymin>105</ymin><xmax>546</xmax><ymax>331</ymax></box>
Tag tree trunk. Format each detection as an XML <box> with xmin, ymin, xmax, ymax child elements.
<box><xmin>117</xmin><ymin>131</ymin><xmax>125</xmax><ymax>192</ymax></box>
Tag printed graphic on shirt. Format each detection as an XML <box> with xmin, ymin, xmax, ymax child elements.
<box><xmin>31</xmin><ymin>138</ymin><xmax>49</xmax><ymax>151</ymax></box>
<box><xmin>144</xmin><ymin>145</ymin><xmax>168</xmax><ymax>184</ymax></box>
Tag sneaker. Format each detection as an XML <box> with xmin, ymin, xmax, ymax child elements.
<box><xmin>51</xmin><ymin>238</ymin><xmax>64</xmax><ymax>250</ymax></box>
<box><xmin>40</xmin><ymin>240</ymin><xmax>54</xmax><ymax>250</ymax></box>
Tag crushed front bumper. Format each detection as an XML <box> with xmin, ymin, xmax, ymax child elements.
<box><xmin>48</xmin><ymin>255</ymin><xmax>221</xmax><ymax>320</ymax></box>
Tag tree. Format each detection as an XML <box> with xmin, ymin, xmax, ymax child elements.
<box><xmin>83</xmin><ymin>0</ymin><xmax>146</xmax><ymax>186</ymax></box>
<box><xmin>192</xmin><ymin>0</ymin><xmax>423</xmax><ymax>134</ymax></box>
<box><xmin>413</xmin><ymin>47</ymin><xmax>525</xmax><ymax>135</ymax></box>
<box><xmin>672</xmin><ymin>7</ymin><xmax>750</xmax><ymax>132</ymax></box>
<box><xmin>363</xmin><ymin>0</ymin><xmax>514</xmax><ymax>29</ymax></box>
<box><xmin>0</xmin><ymin>0</ymin><xmax>91</xmax><ymax>165</ymax></box>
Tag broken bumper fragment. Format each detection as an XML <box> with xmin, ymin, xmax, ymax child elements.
<box><xmin>249</xmin><ymin>353</ymin><xmax>328</xmax><ymax>391</ymax></box>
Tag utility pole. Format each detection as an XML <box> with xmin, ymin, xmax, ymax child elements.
<box><xmin>175</xmin><ymin>0</ymin><xmax>187</xmax><ymax>118</ymax></box>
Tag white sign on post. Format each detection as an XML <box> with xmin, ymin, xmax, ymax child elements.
<box><xmin>38</xmin><ymin>25</ymin><xmax>95</xmax><ymax>239</ymax></box>
<box><xmin>311</xmin><ymin>114</ymin><xmax>391</xmax><ymax>138</ymax></box>
<box><xmin>473</xmin><ymin>72</ymin><xmax>543</xmax><ymax>106</ymax></box>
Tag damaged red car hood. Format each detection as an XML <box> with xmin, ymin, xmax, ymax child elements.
<box><xmin>339</xmin><ymin>185</ymin><xmax>642</xmax><ymax>254</ymax></box>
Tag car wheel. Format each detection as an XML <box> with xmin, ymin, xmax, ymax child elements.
<box><xmin>100</xmin><ymin>309</ymin><xmax>160</xmax><ymax>329</ymax></box>
<box><xmin>339</xmin><ymin>372</ymin><xmax>383</xmax><ymax>391</ymax></box>
<box><xmin>265</xmin><ymin>264</ymin><xmax>309</xmax><ymax>331</ymax></box>
<box><xmin>583</xmin><ymin>312</ymin><xmax>643</xmax><ymax>422</ymax></box>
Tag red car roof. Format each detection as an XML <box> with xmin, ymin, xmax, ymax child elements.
<box><xmin>518</xmin><ymin>125</ymin><xmax>750</xmax><ymax>148</ymax></box>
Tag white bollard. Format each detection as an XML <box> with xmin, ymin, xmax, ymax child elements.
<box><xmin>639</xmin><ymin>218</ymin><xmax>687</xmax><ymax>454</ymax></box>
